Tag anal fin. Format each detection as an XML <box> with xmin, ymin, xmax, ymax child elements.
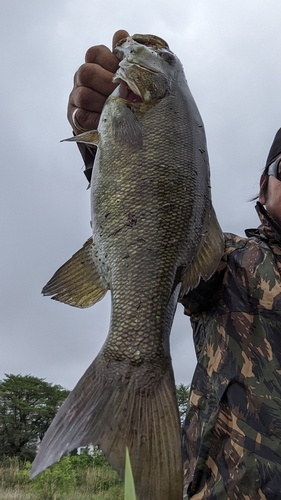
<box><xmin>42</xmin><ymin>238</ymin><xmax>108</xmax><ymax>308</ymax></box>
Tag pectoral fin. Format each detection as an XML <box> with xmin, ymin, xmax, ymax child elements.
<box><xmin>42</xmin><ymin>238</ymin><xmax>107</xmax><ymax>308</ymax></box>
<box><xmin>61</xmin><ymin>130</ymin><xmax>100</xmax><ymax>147</ymax></box>
<box><xmin>180</xmin><ymin>206</ymin><xmax>225</xmax><ymax>295</ymax></box>
<box><xmin>112</xmin><ymin>105</ymin><xmax>143</xmax><ymax>151</ymax></box>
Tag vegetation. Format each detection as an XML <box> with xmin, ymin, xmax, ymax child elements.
<box><xmin>124</xmin><ymin>448</ymin><xmax>136</xmax><ymax>500</ymax></box>
<box><xmin>176</xmin><ymin>383</ymin><xmax>190</xmax><ymax>423</ymax></box>
<box><xmin>0</xmin><ymin>374</ymin><xmax>69</xmax><ymax>462</ymax></box>
<box><xmin>0</xmin><ymin>375</ymin><xmax>190</xmax><ymax>498</ymax></box>
<box><xmin>0</xmin><ymin>452</ymin><xmax>123</xmax><ymax>500</ymax></box>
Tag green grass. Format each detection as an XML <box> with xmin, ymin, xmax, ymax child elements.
<box><xmin>0</xmin><ymin>455</ymin><xmax>124</xmax><ymax>500</ymax></box>
<box><xmin>124</xmin><ymin>448</ymin><xmax>136</xmax><ymax>500</ymax></box>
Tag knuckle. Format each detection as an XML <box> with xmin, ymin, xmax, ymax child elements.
<box><xmin>75</xmin><ymin>86</ymin><xmax>91</xmax><ymax>108</ymax></box>
<box><xmin>85</xmin><ymin>44</ymin><xmax>108</xmax><ymax>63</ymax></box>
<box><xmin>73</xmin><ymin>69</ymin><xmax>78</xmax><ymax>85</ymax></box>
<box><xmin>76</xmin><ymin>63</ymin><xmax>93</xmax><ymax>86</ymax></box>
<box><xmin>67</xmin><ymin>104</ymin><xmax>74</xmax><ymax>126</ymax></box>
<box><xmin>68</xmin><ymin>88</ymin><xmax>75</xmax><ymax>105</ymax></box>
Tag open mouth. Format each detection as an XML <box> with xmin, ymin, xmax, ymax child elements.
<box><xmin>118</xmin><ymin>81</ymin><xmax>143</xmax><ymax>104</ymax></box>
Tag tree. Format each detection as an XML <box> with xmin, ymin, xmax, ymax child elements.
<box><xmin>176</xmin><ymin>383</ymin><xmax>190</xmax><ymax>424</ymax></box>
<box><xmin>0</xmin><ymin>374</ymin><xmax>69</xmax><ymax>461</ymax></box>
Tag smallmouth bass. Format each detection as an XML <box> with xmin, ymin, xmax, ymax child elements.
<box><xmin>31</xmin><ymin>34</ymin><xmax>224</xmax><ymax>500</ymax></box>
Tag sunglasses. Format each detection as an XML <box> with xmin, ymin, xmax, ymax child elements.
<box><xmin>268</xmin><ymin>157</ymin><xmax>281</xmax><ymax>181</ymax></box>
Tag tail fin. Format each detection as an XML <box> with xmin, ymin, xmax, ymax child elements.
<box><xmin>31</xmin><ymin>355</ymin><xmax>183</xmax><ymax>500</ymax></box>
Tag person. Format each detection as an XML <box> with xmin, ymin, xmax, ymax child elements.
<box><xmin>181</xmin><ymin>129</ymin><xmax>281</xmax><ymax>499</ymax></box>
<box><xmin>67</xmin><ymin>30</ymin><xmax>281</xmax><ymax>499</ymax></box>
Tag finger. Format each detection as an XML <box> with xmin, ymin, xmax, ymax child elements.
<box><xmin>74</xmin><ymin>63</ymin><xmax>118</xmax><ymax>97</ymax></box>
<box><xmin>67</xmin><ymin>32</ymin><xmax>130</xmax><ymax>134</ymax></box>
<box><xmin>85</xmin><ymin>44</ymin><xmax>119</xmax><ymax>73</ymax></box>
<box><xmin>112</xmin><ymin>30</ymin><xmax>130</xmax><ymax>50</ymax></box>
<box><xmin>68</xmin><ymin>85</ymin><xmax>108</xmax><ymax>133</ymax></box>
<box><xmin>70</xmin><ymin>86</ymin><xmax>107</xmax><ymax>113</ymax></box>
<box><xmin>67</xmin><ymin>102</ymin><xmax>101</xmax><ymax>133</ymax></box>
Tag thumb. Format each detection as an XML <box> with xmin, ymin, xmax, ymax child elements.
<box><xmin>112</xmin><ymin>30</ymin><xmax>129</xmax><ymax>50</ymax></box>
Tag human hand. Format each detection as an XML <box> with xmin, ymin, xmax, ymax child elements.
<box><xmin>67</xmin><ymin>30</ymin><xmax>129</xmax><ymax>134</ymax></box>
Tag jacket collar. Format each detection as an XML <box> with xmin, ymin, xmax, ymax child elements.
<box><xmin>245</xmin><ymin>202</ymin><xmax>281</xmax><ymax>243</ymax></box>
<box><xmin>245</xmin><ymin>203</ymin><xmax>281</xmax><ymax>271</ymax></box>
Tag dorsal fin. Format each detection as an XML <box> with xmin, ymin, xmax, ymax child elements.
<box><xmin>180</xmin><ymin>207</ymin><xmax>224</xmax><ymax>295</ymax></box>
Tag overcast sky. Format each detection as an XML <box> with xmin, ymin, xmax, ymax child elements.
<box><xmin>1</xmin><ymin>0</ymin><xmax>281</xmax><ymax>392</ymax></box>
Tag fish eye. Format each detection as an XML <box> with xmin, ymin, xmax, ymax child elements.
<box><xmin>159</xmin><ymin>49</ymin><xmax>175</xmax><ymax>65</ymax></box>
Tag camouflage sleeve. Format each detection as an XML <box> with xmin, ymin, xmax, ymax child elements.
<box><xmin>182</xmin><ymin>234</ymin><xmax>281</xmax><ymax>499</ymax></box>
<box><xmin>180</xmin><ymin>236</ymin><xmax>230</xmax><ymax>316</ymax></box>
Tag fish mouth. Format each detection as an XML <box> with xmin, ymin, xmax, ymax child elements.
<box><xmin>113</xmin><ymin>61</ymin><xmax>162</xmax><ymax>104</ymax></box>
<box><xmin>116</xmin><ymin>80</ymin><xmax>144</xmax><ymax>104</ymax></box>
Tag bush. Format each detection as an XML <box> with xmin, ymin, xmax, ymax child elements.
<box><xmin>67</xmin><ymin>454</ymin><xmax>95</xmax><ymax>487</ymax></box>
<box><xmin>71</xmin><ymin>454</ymin><xmax>94</xmax><ymax>468</ymax></box>
<box><xmin>0</xmin><ymin>457</ymin><xmax>29</xmax><ymax>489</ymax></box>
<box><xmin>92</xmin><ymin>448</ymin><xmax>109</xmax><ymax>468</ymax></box>
<box><xmin>28</xmin><ymin>456</ymin><xmax>75</xmax><ymax>500</ymax></box>
<box><xmin>84</xmin><ymin>464</ymin><xmax>122</xmax><ymax>494</ymax></box>
<box><xmin>0</xmin><ymin>449</ymin><xmax>134</xmax><ymax>499</ymax></box>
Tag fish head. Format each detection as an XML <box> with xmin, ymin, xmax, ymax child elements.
<box><xmin>112</xmin><ymin>34</ymin><xmax>181</xmax><ymax>104</ymax></box>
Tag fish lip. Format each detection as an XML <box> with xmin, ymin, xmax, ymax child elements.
<box><xmin>121</xmin><ymin>61</ymin><xmax>160</xmax><ymax>75</ymax></box>
<box><xmin>113</xmin><ymin>69</ymin><xmax>143</xmax><ymax>103</ymax></box>
<box><xmin>113</xmin><ymin>64</ymin><xmax>161</xmax><ymax>104</ymax></box>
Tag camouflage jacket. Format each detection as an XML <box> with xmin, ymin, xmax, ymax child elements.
<box><xmin>181</xmin><ymin>202</ymin><xmax>281</xmax><ymax>500</ymax></box>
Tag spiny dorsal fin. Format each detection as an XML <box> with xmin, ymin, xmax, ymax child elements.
<box><xmin>42</xmin><ymin>238</ymin><xmax>107</xmax><ymax>308</ymax></box>
<box><xmin>180</xmin><ymin>206</ymin><xmax>225</xmax><ymax>295</ymax></box>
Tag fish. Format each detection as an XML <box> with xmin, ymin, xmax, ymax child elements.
<box><xmin>31</xmin><ymin>34</ymin><xmax>224</xmax><ymax>500</ymax></box>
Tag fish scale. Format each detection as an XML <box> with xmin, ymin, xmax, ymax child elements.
<box><xmin>31</xmin><ymin>34</ymin><xmax>224</xmax><ymax>500</ymax></box>
<box><xmin>94</xmin><ymin>98</ymin><xmax>205</xmax><ymax>368</ymax></box>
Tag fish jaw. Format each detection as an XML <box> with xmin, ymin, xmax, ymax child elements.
<box><xmin>116</xmin><ymin>80</ymin><xmax>144</xmax><ymax>104</ymax></box>
<box><xmin>113</xmin><ymin>61</ymin><xmax>168</xmax><ymax>104</ymax></box>
<box><xmin>112</xmin><ymin>36</ymin><xmax>180</xmax><ymax>103</ymax></box>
